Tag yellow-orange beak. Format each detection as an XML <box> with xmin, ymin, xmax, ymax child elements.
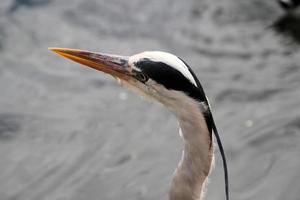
<box><xmin>48</xmin><ymin>47</ymin><xmax>131</xmax><ymax>80</ymax></box>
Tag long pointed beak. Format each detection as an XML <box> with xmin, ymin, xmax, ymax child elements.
<box><xmin>48</xmin><ymin>47</ymin><xmax>131</xmax><ymax>80</ymax></box>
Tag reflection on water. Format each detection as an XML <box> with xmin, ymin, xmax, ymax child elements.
<box><xmin>272</xmin><ymin>14</ymin><xmax>300</xmax><ymax>44</ymax></box>
<box><xmin>278</xmin><ymin>0</ymin><xmax>300</xmax><ymax>10</ymax></box>
<box><xmin>8</xmin><ymin>0</ymin><xmax>51</xmax><ymax>13</ymax></box>
<box><xmin>0</xmin><ymin>113</ymin><xmax>20</xmax><ymax>140</ymax></box>
<box><xmin>273</xmin><ymin>0</ymin><xmax>300</xmax><ymax>44</ymax></box>
<box><xmin>0</xmin><ymin>27</ymin><xmax>4</xmax><ymax>51</ymax></box>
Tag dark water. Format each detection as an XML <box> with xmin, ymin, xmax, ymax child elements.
<box><xmin>0</xmin><ymin>0</ymin><xmax>300</xmax><ymax>200</ymax></box>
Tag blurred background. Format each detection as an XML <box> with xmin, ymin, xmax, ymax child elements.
<box><xmin>0</xmin><ymin>0</ymin><xmax>300</xmax><ymax>200</ymax></box>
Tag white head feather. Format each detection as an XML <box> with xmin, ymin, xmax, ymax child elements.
<box><xmin>129</xmin><ymin>51</ymin><xmax>197</xmax><ymax>86</ymax></box>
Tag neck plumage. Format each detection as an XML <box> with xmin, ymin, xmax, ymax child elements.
<box><xmin>169</xmin><ymin>99</ymin><xmax>213</xmax><ymax>200</ymax></box>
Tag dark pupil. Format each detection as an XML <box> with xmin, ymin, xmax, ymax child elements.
<box><xmin>136</xmin><ymin>72</ymin><xmax>148</xmax><ymax>83</ymax></box>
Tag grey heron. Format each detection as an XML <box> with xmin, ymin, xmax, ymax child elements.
<box><xmin>49</xmin><ymin>48</ymin><xmax>229</xmax><ymax>200</ymax></box>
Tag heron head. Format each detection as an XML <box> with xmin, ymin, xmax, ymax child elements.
<box><xmin>49</xmin><ymin>48</ymin><xmax>208</xmax><ymax>113</ymax></box>
<box><xmin>48</xmin><ymin>48</ymin><xmax>229</xmax><ymax>200</ymax></box>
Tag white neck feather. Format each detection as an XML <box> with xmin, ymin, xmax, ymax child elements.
<box><xmin>119</xmin><ymin>80</ymin><xmax>214</xmax><ymax>200</ymax></box>
<box><xmin>169</xmin><ymin>94</ymin><xmax>213</xmax><ymax>200</ymax></box>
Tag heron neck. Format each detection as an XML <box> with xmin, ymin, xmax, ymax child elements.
<box><xmin>169</xmin><ymin>102</ymin><xmax>213</xmax><ymax>200</ymax></box>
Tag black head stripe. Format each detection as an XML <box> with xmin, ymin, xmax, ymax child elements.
<box><xmin>135</xmin><ymin>59</ymin><xmax>214</xmax><ymax>134</ymax></box>
<box><xmin>177</xmin><ymin>57</ymin><xmax>214</xmax><ymax>134</ymax></box>
<box><xmin>135</xmin><ymin>60</ymin><xmax>207</xmax><ymax>103</ymax></box>
<box><xmin>178</xmin><ymin>57</ymin><xmax>207</xmax><ymax>99</ymax></box>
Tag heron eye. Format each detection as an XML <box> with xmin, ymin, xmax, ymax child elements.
<box><xmin>135</xmin><ymin>72</ymin><xmax>149</xmax><ymax>83</ymax></box>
